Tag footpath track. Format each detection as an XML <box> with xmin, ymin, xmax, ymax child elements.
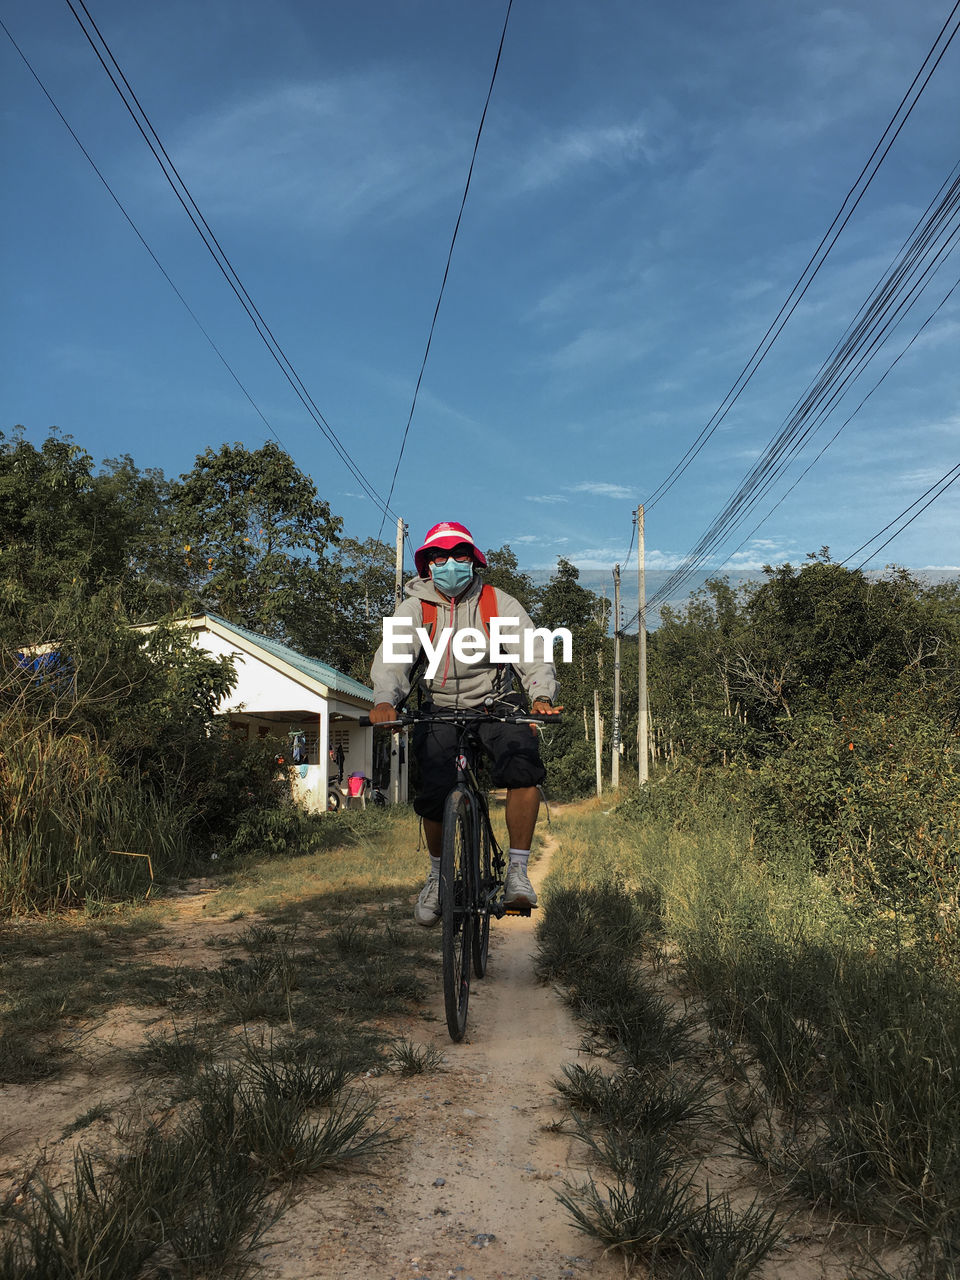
<box><xmin>260</xmin><ymin>839</ymin><xmax>623</xmax><ymax>1280</ymax></box>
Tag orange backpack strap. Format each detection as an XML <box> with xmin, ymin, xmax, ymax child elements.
<box><xmin>420</xmin><ymin>584</ymin><xmax>498</xmax><ymax>642</ymax></box>
<box><xmin>478</xmin><ymin>583</ymin><xmax>498</xmax><ymax>637</ymax></box>
<box><xmin>420</xmin><ymin>599</ymin><xmax>438</xmax><ymax>644</ymax></box>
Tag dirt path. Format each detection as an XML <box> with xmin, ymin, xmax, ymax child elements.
<box><xmin>260</xmin><ymin>840</ymin><xmax>624</xmax><ymax>1280</ymax></box>
<box><xmin>1</xmin><ymin>830</ymin><xmax>910</xmax><ymax>1278</ymax></box>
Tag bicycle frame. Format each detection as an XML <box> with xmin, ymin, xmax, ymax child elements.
<box><xmin>360</xmin><ymin>703</ymin><xmax>560</xmax><ymax>1040</ymax></box>
<box><xmin>449</xmin><ymin>723</ymin><xmax>506</xmax><ymax>921</ymax></box>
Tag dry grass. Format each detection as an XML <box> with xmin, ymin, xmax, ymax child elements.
<box><xmin>540</xmin><ymin>799</ymin><xmax>960</xmax><ymax>1277</ymax></box>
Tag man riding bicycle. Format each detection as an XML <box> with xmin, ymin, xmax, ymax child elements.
<box><xmin>369</xmin><ymin>521</ymin><xmax>562</xmax><ymax>925</ymax></box>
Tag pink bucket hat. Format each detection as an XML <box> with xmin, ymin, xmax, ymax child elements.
<box><xmin>414</xmin><ymin>521</ymin><xmax>488</xmax><ymax>578</ymax></box>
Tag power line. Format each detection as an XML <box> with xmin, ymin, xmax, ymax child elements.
<box><xmin>721</xmin><ymin>266</ymin><xmax>960</xmax><ymax>570</ymax></box>
<box><xmin>641</xmin><ymin>0</ymin><xmax>960</xmax><ymax>515</ymax></box>
<box><xmin>619</xmin><ymin>177</ymin><xmax>960</xmax><ymax>633</ymax></box>
<box><xmin>64</xmin><ymin>0</ymin><xmax>400</xmax><ymax>529</ymax></box>
<box><xmin>621</xmin><ymin>513</ymin><xmax>637</xmax><ymax>576</ymax></box>
<box><xmin>638</xmin><ymin>165</ymin><xmax>960</xmax><ymax>619</ymax></box>
<box><xmin>376</xmin><ymin>0</ymin><xmax>514</xmax><ymax>543</ymax></box>
<box><xmin>1</xmin><ymin>15</ymin><xmax>287</xmax><ymax>453</ymax></box>
<box><xmin>698</xmin><ymin>185</ymin><xmax>960</xmax><ymax>567</ymax></box>
<box><xmin>843</xmin><ymin>462</ymin><xmax>960</xmax><ymax>569</ymax></box>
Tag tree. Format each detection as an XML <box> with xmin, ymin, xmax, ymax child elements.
<box><xmin>649</xmin><ymin>577</ymin><xmax>753</xmax><ymax>763</ymax></box>
<box><xmin>538</xmin><ymin>557</ymin><xmax>604</xmax><ymax>632</ymax></box>
<box><xmin>741</xmin><ymin>556</ymin><xmax>942</xmax><ymax>727</ymax></box>
<box><xmin>482</xmin><ymin>544</ymin><xmax>541</xmax><ymax>616</ymax></box>
<box><xmin>170</xmin><ymin>441</ymin><xmax>341</xmax><ymax>641</ymax></box>
<box><xmin>536</xmin><ymin>558</ymin><xmax>611</xmax><ymax>797</ymax></box>
<box><xmin>318</xmin><ymin>536</ymin><xmax>396</xmax><ymax>683</ymax></box>
<box><xmin>0</xmin><ymin>427</ymin><xmax>175</xmax><ymax>627</ymax></box>
<box><xmin>90</xmin><ymin>453</ymin><xmax>182</xmax><ymax>619</ymax></box>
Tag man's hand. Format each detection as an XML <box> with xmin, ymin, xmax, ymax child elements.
<box><xmin>530</xmin><ymin>698</ymin><xmax>563</xmax><ymax>732</ymax></box>
<box><xmin>369</xmin><ymin>702</ymin><xmax>399</xmax><ymax>726</ymax></box>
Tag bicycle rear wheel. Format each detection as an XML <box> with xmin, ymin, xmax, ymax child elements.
<box><xmin>440</xmin><ymin>788</ymin><xmax>475</xmax><ymax>1041</ymax></box>
<box><xmin>472</xmin><ymin>816</ymin><xmax>492</xmax><ymax>978</ymax></box>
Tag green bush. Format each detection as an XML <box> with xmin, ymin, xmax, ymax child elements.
<box><xmin>743</xmin><ymin>688</ymin><xmax>960</xmax><ymax>931</ymax></box>
<box><xmin>0</xmin><ymin>598</ymin><xmax>291</xmax><ymax>911</ymax></box>
<box><xmin>0</xmin><ymin>723</ymin><xmax>192</xmax><ymax>912</ymax></box>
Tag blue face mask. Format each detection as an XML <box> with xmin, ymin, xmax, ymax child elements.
<box><xmin>430</xmin><ymin>558</ymin><xmax>474</xmax><ymax>597</ymax></box>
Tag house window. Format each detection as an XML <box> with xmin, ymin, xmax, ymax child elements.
<box><xmin>283</xmin><ymin>725</ymin><xmax>356</xmax><ymax>769</ymax></box>
<box><xmin>288</xmin><ymin>730</ymin><xmax>322</xmax><ymax>766</ymax></box>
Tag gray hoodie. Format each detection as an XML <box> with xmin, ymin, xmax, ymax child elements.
<box><xmin>370</xmin><ymin>573</ymin><xmax>559</xmax><ymax>709</ymax></box>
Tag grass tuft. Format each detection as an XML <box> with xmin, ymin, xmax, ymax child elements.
<box><xmin>388</xmin><ymin>1038</ymin><xmax>445</xmax><ymax>1076</ymax></box>
<box><xmin>241</xmin><ymin>1033</ymin><xmax>353</xmax><ymax>1106</ymax></box>
<box><xmin>193</xmin><ymin>1065</ymin><xmax>392</xmax><ymax>1179</ymax></box>
<box><xmin>135</xmin><ymin>1019</ymin><xmax>221</xmax><ymax>1080</ymax></box>
<box><xmin>556</xmin><ymin>1062</ymin><xmax>709</xmax><ymax>1138</ymax></box>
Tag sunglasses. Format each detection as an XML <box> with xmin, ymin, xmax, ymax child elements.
<box><xmin>427</xmin><ymin>549</ymin><xmax>473</xmax><ymax>565</ymax></box>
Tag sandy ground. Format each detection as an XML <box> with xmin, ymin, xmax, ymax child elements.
<box><xmin>251</xmin><ymin>837</ymin><xmax>909</xmax><ymax>1280</ymax></box>
<box><xmin>257</xmin><ymin>843</ymin><xmax>625</xmax><ymax>1280</ymax></box>
<box><xmin>0</xmin><ymin>839</ymin><xmax>913</xmax><ymax>1279</ymax></box>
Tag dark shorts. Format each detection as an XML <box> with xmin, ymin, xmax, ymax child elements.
<box><xmin>411</xmin><ymin>703</ymin><xmax>547</xmax><ymax>823</ymax></box>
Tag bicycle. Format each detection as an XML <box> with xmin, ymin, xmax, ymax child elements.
<box><xmin>362</xmin><ymin>704</ymin><xmax>559</xmax><ymax>1041</ymax></box>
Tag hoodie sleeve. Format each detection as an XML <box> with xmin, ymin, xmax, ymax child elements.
<box><xmin>494</xmin><ymin>589</ymin><xmax>560</xmax><ymax>704</ymax></box>
<box><xmin>370</xmin><ymin>598</ymin><xmax>425</xmax><ymax>707</ymax></box>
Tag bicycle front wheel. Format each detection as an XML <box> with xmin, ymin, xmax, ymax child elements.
<box><xmin>472</xmin><ymin>816</ymin><xmax>492</xmax><ymax>978</ymax></box>
<box><xmin>440</xmin><ymin>788</ymin><xmax>475</xmax><ymax>1041</ymax></box>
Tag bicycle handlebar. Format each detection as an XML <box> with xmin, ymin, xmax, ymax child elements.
<box><xmin>358</xmin><ymin>708</ymin><xmax>563</xmax><ymax>728</ymax></box>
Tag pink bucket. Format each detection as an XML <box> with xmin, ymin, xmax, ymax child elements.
<box><xmin>347</xmin><ymin>773</ymin><xmax>366</xmax><ymax>798</ymax></box>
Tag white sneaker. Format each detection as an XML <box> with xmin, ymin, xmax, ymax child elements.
<box><xmin>505</xmin><ymin>864</ymin><xmax>537</xmax><ymax>908</ymax></box>
<box><xmin>414</xmin><ymin>874</ymin><xmax>441</xmax><ymax>926</ymax></box>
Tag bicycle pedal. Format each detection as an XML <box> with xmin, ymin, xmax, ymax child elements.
<box><xmin>503</xmin><ymin>904</ymin><xmax>534</xmax><ymax>916</ymax></box>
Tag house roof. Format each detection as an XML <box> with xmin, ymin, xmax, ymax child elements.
<box><xmin>198</xmin><ymin>614</ymin><xmax>374</xmax><ymax>704</ymax></box>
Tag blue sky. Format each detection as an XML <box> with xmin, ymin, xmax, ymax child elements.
<box><xmin>3</xmin><ymin>0</ymin><xmax>959</xmax><ymax>601</ymax></box>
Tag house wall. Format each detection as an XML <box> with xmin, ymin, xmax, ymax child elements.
<box><xmin>228</xmin><ymin>712</ymin><xmax>372</xmax><ymax>813</ymax></box>
<box><xmin>194</xmin><ymin>631</ymin><xmax>328</xmax><ymax>716</ymax></box>
<box><xmin>195</xmin><ymin>623</ymin><xmax>374</xmax><ymax>812</ymax></box>
<box><xmin>292</xmin><ymin>718</ymin><xmax>371</xmax><ymax>811</ymax></box>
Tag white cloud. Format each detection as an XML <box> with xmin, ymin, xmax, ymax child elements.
<box><xmin>514</xmin><ymin>119</ymin><xmax>656</xmax><ymax>194</ymax></box>
<box><xmin>730</xmin><ymin>278</ymin><xmax>775</xmax><ymax>304</ymax></box>
<box><xmin>546</xmin><ymin>324</ymin><xmax>650</xmax><ymax>373</ymax></box>
<box><xmin>911</xmin><ymin>318</ymin><xmax>960</xmax><ymax>352</ymax></box>
<box><xmin>525</xmin><ymin>268</ymin><xmax>612</xmax><ymax>325</ymax></box>
<box><xmin>529</xmin><ymin>494</ymin><xmax>568</xmax><ymax>504</ymax></box>
<box><xmin>721</xmin><ymin>538</ymin><xmax>799</xmax><ymax>572</ymax></box>
<box><xmin>896</xmin><ymin>466</ymin><xmax>958</xmax><ymax>490</ymax></box>
<box><xmin>643</xmin><ymin>549</ymin><xmax>686</xmax><ymax>571</ymax></box>
<box><xmin>925</xmin><ymin>412</ymin><xmax>960</xmax><ymax>437</ymax></box>
<box><xmin>168</xmin><ymin>74</ymin><xmax>463</xmax><ymax>232</ymax></box>
<box><xmin>571</xmin><ymin>481</ymin><xmax>634</xmax><ymax>499</ymax></box>
<box><xmin>559</xmin><ymin>542</ymin><xmax>656</xmax><ymax>570</ymax></box>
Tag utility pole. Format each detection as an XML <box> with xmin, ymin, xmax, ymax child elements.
<box><xmin>394</xmin><ymin>516</ymin><xmax>405</xmax><ymax>610</ymax></box>
<box><xmin>637</xmin><ymin>505</ymin><xmax>648</xmax><ymax>784</ymax></box>
<box><xmin>612</xmin><ymin>563</ymin><xmax>621</xmax><ymax>789</ymax></box>
<box><xmin>594</xmin><ymin>688</ymin><xmax>603</xmax><ymax>797</ymax></box>
<box><xmin>392</xmin><ymin>517</ymin><xmax>407</xmax><ymax>806</ymax></box>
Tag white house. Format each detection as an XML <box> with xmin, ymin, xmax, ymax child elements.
<box><xmin>168</xmin><ymin>614</ymin><xmax>406</xmax><ymax>812</ymax></box>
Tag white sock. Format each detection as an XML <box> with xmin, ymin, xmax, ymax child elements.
<box><xmin>508</xmin><ymin>849</ymin><xmax>530</xmax><ymax>868</ymax></box>
<box><xmin>429</xmin><ymin>856</ymin><xmax>441</xmax><ymax>878</ymax></box>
